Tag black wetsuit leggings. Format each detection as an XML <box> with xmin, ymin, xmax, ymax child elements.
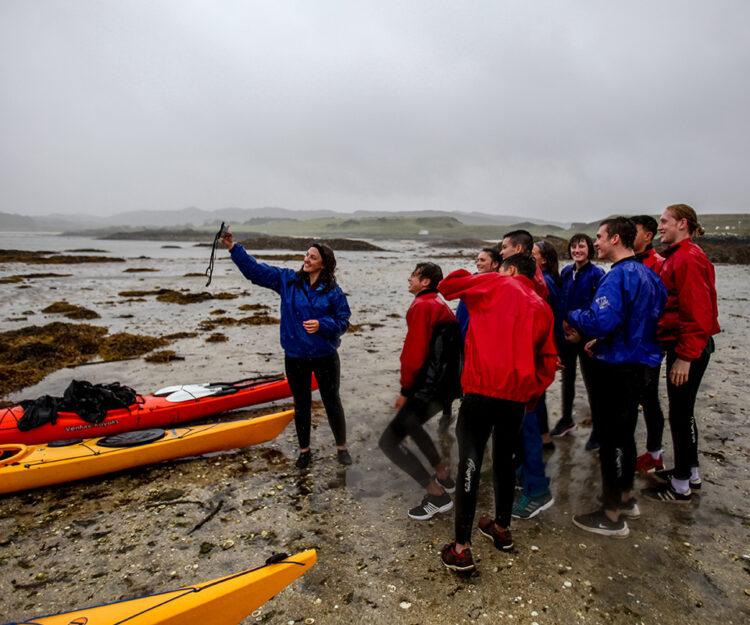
<box><xmin>665</xmin><ymin>345</ymin><xmax>711</xmax><ymax>481</ymax></box>
<box><xmin>588</xmin><ymin>360</ymin><xmax>650</xmax><ymax>511</ymax></box>
<box><xmin>454</xmin><ymin>393</ymin><xmax>525</xmax><ymax>544</ymax></box>
<box><xmin>640</xmin><ymin>361</ymin><xmax>665</xmax><ymax>452</ymax></box>
<box><xmin>379</xmin><ymin>397</ymin><xmax>443</xmax><ymax>489</ymax></box>
<box><xmin>285</xmin><ymin>352</ymin><xmax>347</xmax><ymax>449</ymax></box>
<box><xmin>560</xmin><ymin>342</ymin><xmax>597</xmax><ymax>431</ymax></box>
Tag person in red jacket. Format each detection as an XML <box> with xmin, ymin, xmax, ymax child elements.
<box><xmin>631</xmin><ymin>215</ymin><xmax>667</xmax><ymax>473</ymax></box>
<box><xmin>437</xmin><ymin>254</ymin><xmax>558</xmax><ymax>573</ymax></box>
<box><xmin>379</xmin><ymin>262</ymin><xmax>462</xmax><ymax>520</ymax></box>
<box><xmin>642</xmin><ymin>204</ymin><xmax>720</xmax><ymax>503</ymax></box>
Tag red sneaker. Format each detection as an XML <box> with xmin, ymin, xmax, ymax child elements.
<box><xmin>441</xmin><ymin>542</ymin><xmax>476</xmax><ymax>573</ymax></box>
<box><xmin>635</xmin><ymin>452</ymin><xmax>664</xmax><ymax>473</ymax></box>
<box><xmin>477</xmin><ymin>516</ymin><xmax>514</xmax><ymax>552</ymax></box>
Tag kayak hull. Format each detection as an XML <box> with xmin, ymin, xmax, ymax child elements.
<box><xmin>6</xmin><ymin>549</ymin><xmax>316</xmax><ymax>625</ymax></box>
<box><xmin>0</xmin><ymin>409</ymin><xmax>294</xmax><ymax>495</ymax></box>
<box><xmin>0</xmin><ymin>376</ymin><xmax>308</xmax><ymax>446</ymax></box>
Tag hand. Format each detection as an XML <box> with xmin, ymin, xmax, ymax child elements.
<box><xmin>395</xmin><ymin>394</ymin><xmax>407</xmax><ymax>411</ymax></box>
<box><xmin>556</xmin><ymin>356</ymin><xmax>565</xmax><ymax>371</ymax></box>
<box><xmin>669</xmin><ymin>358</ymin><xmax>691</xmax><ymax>387</ymax></box>
<box><xmin>584</xmin><ymin>339</ymin><xmax>597</xmax><ymax>357</ymax></box>
<box><xmin>563</xmin><ymin>320</ymin><xmax>581</xmax><ymax>343</ymax></box>
<box><xmin>219</xmin><ymin>230</ymin><xmax>234</xmax><ymax>250</ymax></box>
<box><xmin>302</xmin><ymin>319</ymin><xmax>320</xmax><ymax>334</ymax></box>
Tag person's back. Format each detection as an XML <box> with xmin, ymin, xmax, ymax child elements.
<box><xmin>440</xmin><ymin>270</ymin><xmax>557</xmax><ymax>403</ymax></box>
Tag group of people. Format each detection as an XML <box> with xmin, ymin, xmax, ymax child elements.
<box><xmin>219</xmin><ymin>202</ymin><xmax>720</xmax><ymax>576</ymax></box>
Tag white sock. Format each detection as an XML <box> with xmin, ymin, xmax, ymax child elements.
<box><xmin>648</xmin><ymin>449</ymin><xmax>662</xmax><ymax>460</ymax></box>
<box><xmin>690</xmin><ymin>467</ymin><xmax>700</xmax><ymax>482</ymax></box>
<box><xmin>670</xmin><ymin>477</ymin><xmax>690</xmax><ymax>494</ymax></box>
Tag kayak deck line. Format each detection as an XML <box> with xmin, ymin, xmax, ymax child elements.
<box><xmin>4</xmin><ymin>550</ymin><xmax>317</xmax><ymax>625</ymax></box>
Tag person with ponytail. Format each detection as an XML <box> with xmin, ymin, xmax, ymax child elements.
<box><xmin>641</xmin><ymin>204</ymin><xmax>720</xmax><ymax>504</ymax></box>
<box><xmin>221</xmin><ymin>230</ymin><xmax>352</xmax><ymax>469</ymax></box>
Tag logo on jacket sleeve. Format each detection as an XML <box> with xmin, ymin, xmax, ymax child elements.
<box><xmin>595</xmin><ymin>295</ymin><xmax>610</xmax><ymax>309</ymax></box>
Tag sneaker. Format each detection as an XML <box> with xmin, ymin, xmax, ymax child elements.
<box><xmin>572</xmin><ymin>509</ymin><xmax>629</xmax><ymax>538</ymax></box>
<box><xmin>584</xmin><ymin>436</ymin><xmax>599</xmax><ymax>452</ymax></box>
<box><xmin>597</xmin><ymin>495</ymin><xmax>640</xmax><ymax>519</ymax></box>
<box><xmin>337</xmin><ymin>449</ymin><xmax>353</xmax><ymax>465</ymax></box>
<box><xmin>478</xmin><ymin>516</ymin><xmax>514</xmax><ymax>551</ymax></box>
<box><xmin>641</xmin><ymin>482</ymin><xmax>692</xmax><ymax>504</ymax></box>
<box><xmin>295</xmin><ymin>450</ymin><xmax>311</xmax><ymax>469</ymax></box>
<box><xmin>434</xmin><ymin>474</ymin><xmax>456</xmax><ymax>494</ymax></box>
<box><xmin>441</xmin><ymin>542</ymin><xmax>476</xmax><ymax>573</ymax></box>
<box><xmin>511</xmin><ymin>492</ymin><xmax>555</xmax><ymax>519</ymax></box>
<box><xmin>653</xmin><ymin>469</ymin><xmax>701</xmax><ymax>490</ymax></box>
<box><xmin>635</xmin><ymin>452</ymin><xmax>664</xmax><ymax>473</ymax></box>
<box><xmin>550</xmin><ymin>420</ymin><xmax>576</xmax><ymax>437</ymax></box>
<box><xmin>408</xmin><ymin>492</ymin><xmax>453</xmax><ymax>520</ymax></box>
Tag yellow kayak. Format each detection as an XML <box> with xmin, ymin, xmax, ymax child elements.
<box><xmin>0</xmin><ymin>409</ymin><xmax>294</xmax><ymax>495</ymax></box>
<box><xmin>6</xmin><ymin>549</ymin><xmax>316</xmax><ymax>624</ymax></box>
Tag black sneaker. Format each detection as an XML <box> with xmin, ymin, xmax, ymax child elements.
<box><xmin>337</xmin><ymin>449</ymin><xmax>353</xmax><ymax>465</ymax></box>
<box><xmin>551</xmin><ymin>420</ymin><xmax>576</xmax><ymax>437</ymax></box>
<box><xmin>641</xmin><ymin>482</ymin><xmax>692</xmax><ymax>504</ymax></box>
<box><xmin>572</xmin><ymin>509</ymin><xmax>629</xmax><ymax>538</ymax></box>
<box><xmin>477</xmin><ymin>516</ymin><xmax>514</xmax><ymax>551</ymax></box>
<box><xmin>434</xmin><ymin>474</ymin><xmax>456</xmax><ymax>494</ymax></box>
<box><xmin>408</xmin><ymin>492</ymin><xmax>453</xmax><ymax>520</ymax></box>
<box><xmin>295</xmin><ymin>450</ymin><xmax>311</xmax><ymax>469</ymax></box>
<box><xmin>441</xmin><ymin>542</ymin><xmax>476</xmax><ymax>573</ymax></box>
<box><xmin>653</xmin><ymin>469</ymin><xmax>702</xmax><ymax>490</ymax></box>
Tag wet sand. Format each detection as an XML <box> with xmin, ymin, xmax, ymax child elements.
<box><xmin>0</xmin><ymin>239</ymin><xmax>748</xmax><ymax>624</ymax></box>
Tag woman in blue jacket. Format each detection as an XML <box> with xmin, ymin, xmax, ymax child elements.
<box><xmin>551</xmin><ymin>233</ymin><xmax>605</xmax><ymax>450</ymax></box>
<box><xmin>221</xmin><ymin>231</ymin><xmax>351</xmax><ymax>468</ymax></box>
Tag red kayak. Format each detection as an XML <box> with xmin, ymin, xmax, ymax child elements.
<box><xmin>0</xmin><ymin>375</ymin><xmax>311</xmax><ymax>446</ymax></box>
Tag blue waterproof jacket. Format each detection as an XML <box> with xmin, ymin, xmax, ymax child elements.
<box><xmin>560</xmin><ymin>261</ymin><xmax>605</xmax><ymax>318</ymax></box>
<box><xmin>567</xmin><ymin>257</ymin><xmax>667</xmax><ymax>367</ymax></box>
<box><xmin>230</xmin><ymin>244</ymin><xmax>350</xmax><ymax>358</ymax></box>
<box><xmin>456</xmin><ymin>300</ymin><xmax>470</xmax><ymax>340</ymax></box>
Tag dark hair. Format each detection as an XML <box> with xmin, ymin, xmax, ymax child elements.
<box><xmin>600</xmin><ymin>217</ymin><xmax>637</xmax><ymax>249</ymax></box>
<box><xmin>297</xmin><ymin>242</ymin><xmax>337</xmax><ymax>291</ymax></box>
<box><xmin>568</xmin><ymin>233</ymin><xmax>595</xmax><ymax>260</ymax></box>
<box><xmin>665</xmin><ymin>203</ymin><xmax>705</xmax><ymax>238</ymax></box>
<box><xmin>630</xmin><ymin>215</ymin><xmax>658</xmax><ymax>237</ymax></box>
<box><xmin>534</xmin><ymin>240</ymin><xmax>561</xmax><ymax>285</ymax></box>
<box><xmin>480</xmin><ymin>247</ymin><xmax>503</xmax><ymax>267</ymax></box>
<box><xmin>502</xmin><ymin>253</ymin><xmax>537</xmax><ymax>281</ymax></box>
<box><xmin>502</xmin><ymin>230</ymin><xmax>534</xmax><ymax>255</ymax></box>
<box><xmin>412</xmin><ymin>262</ymin><xmax>443</xmax><ymax>290</ymax></box>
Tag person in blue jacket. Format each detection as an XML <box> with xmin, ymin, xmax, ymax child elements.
<box><xmin>564</xmin><ymin>217</ymin><xmax>667</xmax><ymax>538</ymax></box>
<box><xmin>551</xmin><ymin>233</ymin><xmax>605</xmax><ymax>451</ymax></box>
<box><xmin>221</xmin><ymin>230</ymin><xmax>352</xmax><ymax>468</ymax></box>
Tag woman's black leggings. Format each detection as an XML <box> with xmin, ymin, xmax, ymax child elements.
<box><xmin>285</xmin><ymin>352</ymin><xmax>347</xmax><ymax>449</ymax></box>
<box><xmin>560</xmin><ymin>342</ymin><xmax>596</xmax><ymax>429</ymax></box>
<box><xmin>379</xmin><ymin>397</ymin><xmax>444</xmax><ymax>489</ymax></box>
<box><xmin>454</xmin><ymin>393</ymin><xmax>525</xmax><ymax>544</ymax></box>
<box><xmin>665</xmin><ymin>346</ymin><xmax>711</xmax><ymax>480</ymax></box>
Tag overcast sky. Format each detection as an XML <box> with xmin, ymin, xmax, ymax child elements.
<box><xmin>1</xmin><ymin>1</ymin><xmax>748</xmax><ymax>222</ymax></box>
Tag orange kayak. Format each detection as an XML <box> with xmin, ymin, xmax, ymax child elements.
<box><xmin>0</xmin><ymin>374</ymin><xmax>312</xmax><ymax>445</ymax></box>
<box><xmin>0</xmin><ymin>409</ymin><xmax>294</xmax><ymax>495</ymax></box>
<box><xmin>5</xmin><ymin>549</ymin><xmax>317</xmax><ymax>624</ymax></box>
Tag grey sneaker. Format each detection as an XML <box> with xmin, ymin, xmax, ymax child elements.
<box><xmin>572</xmin><ymin>509</ymin><xmax>629</xmax><ymax>538</ymax></box>
<box><xmin>512</xmin><ymin>491</ymin><xmax>554</xmax><ymax>519</ymax></box>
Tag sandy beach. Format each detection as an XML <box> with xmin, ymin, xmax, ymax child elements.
<box><xmin>0</xmin><ymin>234</ymin><xmax>748</xmax><ymax>624</ymax></box>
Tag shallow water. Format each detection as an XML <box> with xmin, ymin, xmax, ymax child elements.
<box><xmin>0</xmin><ymin>234</ymin><xmax>748</xmax><ymax>624</ymax></box>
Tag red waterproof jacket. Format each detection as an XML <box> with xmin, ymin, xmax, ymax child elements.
<box><xmin>438</xmin><ymin>270</ymin><xmax>558</xmax><ymax>403</ymax></box>
<box><xmin>636</xmin><ymin>246</ymin><xmax>665</xmax><ymax>274</ymax></box>
<box><xmin>400</xmin><ymin>290</ymin><xmax>457</xmax><ymax>393</ymax></box>
<box><xmin>658</xmin><ymin>239</ymin><xmax>720</xmax><ymax>361</ymax></box>
<box><xmin>533</xmin><ymin>264</ymin><xmax>550</xmax><ymax>300</ymax></box>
